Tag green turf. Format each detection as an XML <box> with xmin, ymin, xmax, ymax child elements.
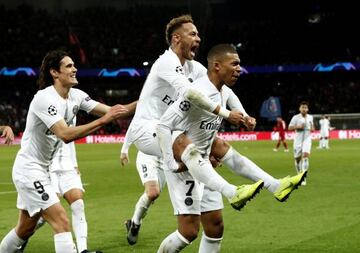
<box><xmin>1</xmin><ymin>139</ymin><xmax>360</xmax><ymax>252</ymax></box>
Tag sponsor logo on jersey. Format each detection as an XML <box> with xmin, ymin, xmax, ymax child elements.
<box><xmin>199</xmin><ymin>117</ymin><xmax>222</xmax><ymax>130</ymax></box>
<box><xmin>48</xmin><ymin>105</ymin><xmax>57</xmax><ymax>116</ymax></box>
<box><xmin>162</xmin><ymin>94</ymin><xmax>175</xmax><ymax>106</ymax></box>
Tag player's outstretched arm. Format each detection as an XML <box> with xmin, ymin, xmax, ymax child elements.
<box><xmin>51</xmin><ymin>104</ymin><xmax>128</xmax><ymax>143</ymax></box>
<box><xmin>90</xmin><ymin>100</ymin><xmax>137</xmax><ymax>118</ymax></box>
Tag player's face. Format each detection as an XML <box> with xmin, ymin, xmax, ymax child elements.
<box><xmin>57</xmin><ymin>56</ymin><xmax>78</xmax><ymax>87</ymax></box>
<box><xmin>178</xmin><ymin>23</ymin><xmax>201</xmax><ymax>60</ymax></box>
<box><xmin>219</xmin><ymin>53</ymin><xmax>241</xmax><ymax>86</ymax></box>
<box><xmin>299</xmin><ymin>104</ymin><xmax>308</xmax><ymax>115</ymax></box>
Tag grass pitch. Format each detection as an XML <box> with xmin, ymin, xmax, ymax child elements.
<box><xmin>1</xmin><ymin>139</ymin><xmax>360</xmax><ymax>252</ymax></box>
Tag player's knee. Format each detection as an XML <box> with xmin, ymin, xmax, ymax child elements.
<box><xmin>15</xmin><ymin>223</ymin><xmax>36</xmax><ymax>239</ymax></box>
<box><xmin>211</xmin><ymin>138</ymin><xmax>230</xmax><ymax>159</ymax></box>
<box><xmin>52</xmin><ymin>212</ymin><xmax>70</xmax><ymax>233</ymax></box>
<box><xmin>182</xmin><ymin>227</ymin><xmax>199</xmax><ymax>242</ymax></box>
<box><xmin>146</xmin><ymin>188</ymin><xmax>160</xmax><ymax>201</ymax></box>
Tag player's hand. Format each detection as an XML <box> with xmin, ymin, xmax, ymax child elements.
<box><xmin>244</xmin><ymin>116</ymin><xmax>256</xmax><ymax>131</ymax></box>
<box><xmin>1</xmin><ymin>126</ymin><xmax>14</xmax><ymax>145</ymax></box>
<box><xmin>210</xmin><ymin>155</ymin><xmax>222</xmax><ymax>168</ymax></box>
<box><xmin>226</xmin><ymin>111</ymin><xmax>245</xmax><ymax>126</ymax></box>
<box><xmin>175</xmin><ymin>162</ymin><xmax>188</xmax><ymax>173</ymax></box>
<box><xmin>101</xmin><ymin>104</ymin><xmax>129</xmax><ymax>124</ymax></box>
<box><xmin>120</xmin><ymin>152</ymin><xmax>129</xmax><ymax>166</ymax></box>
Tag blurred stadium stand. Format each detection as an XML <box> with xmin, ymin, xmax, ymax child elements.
<box><xmin>0</xmin><ymin>1</ymin><xmax>359</xmax><ymax>135</ymax></box>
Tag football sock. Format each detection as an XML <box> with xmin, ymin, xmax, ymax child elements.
<box><xmin>198</xmin><ymin>232</ymin><xmax>222</xmax><ymax>253</ymax></box>
<box><xmin>54</xmin><ymin>232</ymin><xmax>75</xmax><ymax>253</ymax></box>
<box><xmin>0</xmin><ymin>228</ymin><xmax>25</xmax><ymax>253</ymax></box>
<box><xmin>132</xmin><ymin>193</ymin><xmax>151</xmax><ymax>225</ymax></box>
<box><xmin>157</xmin><ymin>230</ymin><xmax>190</xmax><ymax>253</ymax></box>
<box><xmin>71</xmin><ymin>199</ymin><xmax>87</xmax><ymax>253</ymax></box>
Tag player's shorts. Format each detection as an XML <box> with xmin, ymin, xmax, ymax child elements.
<box><xmin>50</xmin><ymin>169</ymin><xmax>84</xmax><ymax>196</ymax></box>
<box><xmin>164</xmin><ymin>169</ymin><xmax>203</xmax><ymax>215</ymax></box>
<box><xmin>200</xmin><ymin>186</ymin><xmax>223</xmax><ymax>213</ymax></box>
<box><xmin>165</xmin><ymin>168</ymin><xmax>223</xmax><ymax>215</ymax></box>
<box><xmin>136</xmin><ymin>151</ymin><xmax>166</xmax><ymax>189</ymax></box>
<box><xmin>293</xmin><ymin>139</ymin><xmax>312</xmax><ymax>158</ymax></box>
<box><xmin>134</xmin><ymin>121</ymin><xmax>162</xmax><ymax>157</ymax></box>
<box><xmin>279</xmin><ymin>132</ymin><xmax>285</xmax><ymax>140</ymax></box>
<box><xmin>320</xmin><ymin>130</ymin><xmax>329</xmax><ymax>138</ymax></box>
<box><xmin>13</xmin><ymin>159</ymin><xmax>59</xmax><ymax>217</ymax></box>
<box><xmin>133</xmin><ymin>121</ymin><xmax>185</xmax><ymax>159</ymax></box>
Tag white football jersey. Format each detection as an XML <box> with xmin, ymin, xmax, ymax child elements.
<box><xmin>128</xmin><ymin>48</ymin><xmax>207</xmax><ymax>142</ymax></box>
<box><xmin>15</xmin><ymin>86</ymin><xmax>98</xmax><ymax>170</ymax></box>
<box><xmin>160</xmin><ymin>76</ymin><xmax>239</xmax><ymax>158</ymax></box>
<box><xmin>319</xmin><ymin>118</ymin><xmax>330</xmax><ymax>135</ymax></box>
<box><xmin>289</xmin><ymin>113</ymin><xmax>314</xmax><ymax>145</ymax></box>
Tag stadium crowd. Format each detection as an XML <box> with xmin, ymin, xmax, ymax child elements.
<box><xmin>1</xmin><ymin>2</ymin><xmax>359</xmax><ymax>135</ymax></box>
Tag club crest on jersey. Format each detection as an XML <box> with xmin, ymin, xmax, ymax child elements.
<box><xmin>85</xmin><ymin>96</ymin><xmax>91</xmax><ymax>101</ymax></box>
<box><xmin>179</xmin><ymin>100</ymin><xmax>191</xmax><ymax>111</ymax></box>
<box><xmin>175</xmin><ymin>66</ymin><xmax>184</xmax><ymax>75</ymax></box>
<box><xmin>48</xmin><ymin>105</ymin><xmax>57</xmax><ymax>116</ymax></box>
<box><xmin>72</xmin><ymin>105</ymin><xmax>79</xmax><ymax>115</ymax></box>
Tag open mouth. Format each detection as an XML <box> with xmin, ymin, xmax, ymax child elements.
<box><xmin>190</xmin><ymin>45</ymin><xmax>198</xmax><ymax>56</ymax></box>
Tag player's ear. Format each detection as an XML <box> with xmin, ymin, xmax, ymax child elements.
<box><xmin>172</xmin><ymin>33</ymin><xmax>181</xmax><ymax>44</ymax></box>
<box><xmin>50</xmin><ymin>68</ymin><xmax>59</xmax><ymax>79</ymax></box>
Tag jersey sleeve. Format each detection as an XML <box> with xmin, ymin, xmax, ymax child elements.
<box><xmin>32</xmin><ymin>93</ymin><xmax>63</xmax><ymax>129</ymax></box>
<box><xmin>225</xmin><ymin>87</ymin><xmax>249</xmax><ymax>117</ymax></box>
<box><xmin>288</xmin><ymin>116</ymin><xmax>297</xmax><ymax>128</ymax></box>
<box><xmin>76</xmin><ymin>89</ymin><xmax>99</xmax><ymax>113</ymax></box>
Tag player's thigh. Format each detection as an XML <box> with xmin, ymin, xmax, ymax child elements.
<box><xmin>172</xmin><ymin>132</ymin><xmax>193</xmax><ymax>161</ymax></box>
<box><xmin>164</xmin><ymin>170</ymin><xmax>202</xmax><ymax>215</ymax></box>
<box><xmin>136</xmin><ymin>151</ymin><xmax>162</xmax><ymax>185</ymax></box>
<box><xmin>134</xmin><ymin>122</ymin><xmax>162</xmax><ymax>157</ymax></box>
<box><xmin>302</xmin><ymin>140</ymin><xmax>312</xmax><ymax>156</ymax></box>
<box><xmin>210</xmin><ymin>137</ymin><xmax>230</xmax><ymax>159</ymax></box>
<box><xmin>14</xmin><ymin>168</ymin><xmax>60</xmax><ymax>218</ymax></box>
<box><xmin>52</xmin><ymin>170</ymin><xmax>84</xmax><ymax>197</ymax></box>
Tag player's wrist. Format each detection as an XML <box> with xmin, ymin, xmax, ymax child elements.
<box><xmin>218</xmin><ymin>107</ymin><xmax>231</xmax><ymax>119</ymax></box>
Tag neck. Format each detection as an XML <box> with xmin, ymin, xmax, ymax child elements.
<box><xmin>53</xmin><ymin>83</ymin><xmax>70</xmax><ymax>99</ymax></box>
<box><xmin>207</xmin><ymin>71</ymin><xmax>223</xmax><ymax>91</ymax></box>
<box><xmin>170</xmin><ymin>45</ymin><xmax>185</xmax><ymax>65</ymax></box>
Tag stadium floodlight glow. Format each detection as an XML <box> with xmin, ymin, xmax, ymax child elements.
<box><xmin>142</xmin><ymin>61</ymin><xmax>149</xmax><ymax>66</ymax></box>
<box><xmin>0</xmin><ymin>67</ymin><xmax>36</xmax><ymax>76</ymax></box>
<box><xmin>98</xmin><ymin>68</ymin><xmax>141</xmax><ymax>77</ymax></box>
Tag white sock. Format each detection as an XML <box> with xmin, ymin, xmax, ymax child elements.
<box><xmin>132</xmin><ymin>193</ymin><xmax>152</xmax><ymax>225</ymax></box>
<box><xmin>181</xmin><ymin>144</ymin><xmax>236</xmax><ymax>199</ymax></box>
<box><xmin>325</xmin><ymin>139</ymin><xmax>329</xmax><ymax>148</ymax></box>
<box><xmin>0</xmin><ymin>228</ymin><xmax>25</xmax><ymax>253</ymax></box>
<box><xmin>198</xmin><ymin>232</ymin><xmax>222</xmax><ymax>253</ymax></box>
<box><xmin>71</xmin><ymin>199</ymin><xmax>87</xmax><ymax>253</ymax></box>
<box><xmin>301</xmin><ymin>157</ymin><xmax>309</xmax><ymax>171</ymax></box>
<box><xmin>221</xmin><ymin>147</ymin><xmax>280</xmax><ymax>193</ymax></box>
<box><xmin>157</xmin><ymin>230</ymin><xmax>190</xmax><ymax>253</ymax></box>
<box><xmin>54</xmin><ymin>232</ymin><xmax>75</xmax><ymax>253</ymax></box>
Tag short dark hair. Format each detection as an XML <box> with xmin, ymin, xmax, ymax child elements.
<box><xmin>207</xmin><ymin>44</ymin><xmax>238</xmax><ymax>63</ymax></box>
<box><xmin>37</xmin><ymin>50</ymin><xmax>69</xmax><ymax>90</ymax></box>
<box><xmin>300</xmin><ymin>101</ymin><xmax>309</xmax><ymax>107</ymax></box>
<box><xmin>165</xmin><ymin>14</ymin><xmax>194</xmax><ymax>46</ymax></box>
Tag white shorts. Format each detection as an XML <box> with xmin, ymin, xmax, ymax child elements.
<box><xmin>201</xmin><ymin>186</ymin><xmax>224</xmax><ymax>213</ymax></box>
<box><xmin>165</xmin><ymin>169</ymin><xmax>202</xmax><ymax>215</ymax></box>
<box><xmin>293</xmin><ymin>139</ymin><xmax>312</xmax><ymax>158</ymax></box>
<box><xmin>320</xmin><ymin>130</ymin><xmax>329</xmax><ymax>138</ymax></box>
<box><xmin>50</xmin><ymin>169</ymin><xmax>84</xmax><ymax>196</ymax></box>
<box><xmin>133</xmin><ymin>121</ymin><xmax>184</xmax><ymax>158</ymax></box>
<box><xmin>13</xmin><ymin>160</ymin><xmax>59</xmax><ymax>217</ymax></box>
<box><xmin>136</xmin><ymin>151</ymin><xmax>166</xmax><ymax>189</ymax></box>
<box><xmin>165</xmin><ymin>169</ymin><xmax>223</xmax><ymax>215</ymax></box>
<box><xmin>134</xmin><ymin>121</ymin><xmax>162</xmax><ymax>157</ymax></box>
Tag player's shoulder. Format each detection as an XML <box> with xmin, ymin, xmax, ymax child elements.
<box><xmin>33</xmin><ymin>86</ymin><xmax>55</xmax><ymax>101</ymax></box>
<box><xmin>156</xmin><ymin>49</ymin><xmax>180</xmax><ymax>66</ymax></box>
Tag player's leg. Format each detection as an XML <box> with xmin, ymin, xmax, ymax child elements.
<box><xmin>125</xmin><ymin>152</ymin><xmax>166</xmax><ymax>245</ymax></box>
<box><xmin>324</xmin><ymin>136</ymin><xmax>329</xmax><ymax>149</ymax></box>
<box><xmin>274</xmin><ymin>139</ymin><xmax>280</xmax><ymax>151</ymax></box>
<box><xmin>199</xmin><ymin>187</ymin><xmax>224</xmax><ymax>253</ymax></box>
<box><xmin>173</xmin><ymin>134</ymin><xmax>263</xmax><ymax>210</ymax></box>
<box><xmin>0</xmin><ymin>210</ymin><xmax>39</xmax><ymax>253</ymax></box>
<box><xmin>59</xmin><ymin>169</ymin><xmax>102</xmax><ymax>253</ymax></box>
<box><xmin>157</xmin><ymin>171</ymin><xmax>201</xmax><ymax>252</ymax></box>
<box><xmin>212</xmin><ymin>138</ymin><xmax>279</xmax><ymax>192</ymax></box>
